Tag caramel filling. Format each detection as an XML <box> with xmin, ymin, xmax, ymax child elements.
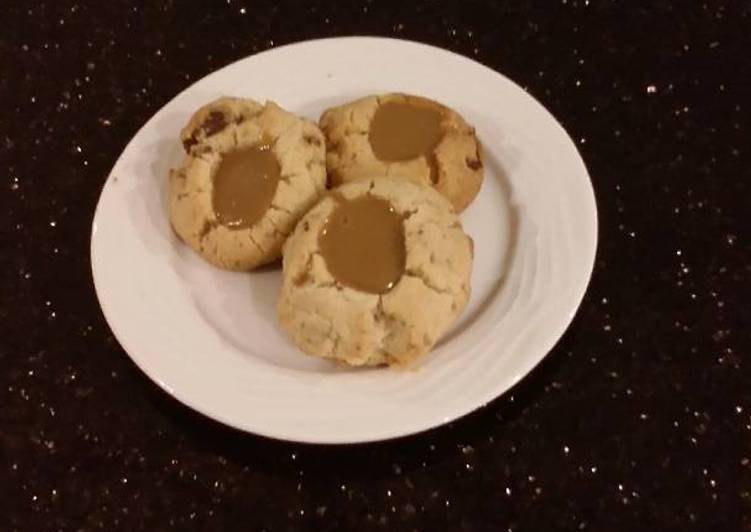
<box><xmin>212</xmin><ymin>144</ymin><xmax>280</xmax><ymax>229</ymax></box>
<box><xmin>319</xmin><ymin>196</ymin><xmax>406</xmax><ymax>294</ymax></box>
<box><xmin>369</xmin><ymin>101</ymin><xmax>444</xmax><ymax>181</ymax></box>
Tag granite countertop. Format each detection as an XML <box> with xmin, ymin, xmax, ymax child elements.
<box><xmin>1</xmin><ymin>1</ymin><xmax>749</xmax><ymax>530</ymax></box>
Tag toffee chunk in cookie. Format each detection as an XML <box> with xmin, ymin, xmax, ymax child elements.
<box><xmin>169</xmin><ymin>97</ymin><xmax>326</xmax><ymax>270</ymax></box>
<box><xmin>278</xmin><ymin>177</ymin><xmax>473</xmax><ymax>367</ymax></box>
<box><xmin>320</xmin><ymin>94</ymin><xmax>484</xmax><ymax>212</ymax></box>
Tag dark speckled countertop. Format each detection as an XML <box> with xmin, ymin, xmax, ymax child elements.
<box><xmin>1</xmin><ymin>1</ymin><xmax>750</xmax><ymax>530</ymax></box>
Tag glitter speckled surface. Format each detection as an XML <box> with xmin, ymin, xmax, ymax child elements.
<box><xmin>1</xmin><ymin>1</ymin><xmax>750</xmax><ymax>530</ymax></box>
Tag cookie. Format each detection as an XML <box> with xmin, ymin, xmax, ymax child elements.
<box><xmin>278</xmin><ymin>177</ymin><xmax>473</xmax><ymax>367</ymax></box>
<box><xmin>319</xmin><ymin>93</ymin><xmax>484</xmax><ymax>212</ymax></box>
<box><xmin>169</xmin><ymin>97</ymin><xmax>326</xmax><ymax>270</ymax></box>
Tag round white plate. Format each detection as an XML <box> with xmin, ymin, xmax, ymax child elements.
<box><xmin>91</xmin><ymin>37</ymin><xmax>597</xmax><ymax>443</ymax></box>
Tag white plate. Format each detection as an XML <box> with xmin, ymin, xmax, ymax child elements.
<box><xmin>91</xmin><ymin>37</ymin><xmax>597</xmax><ymax>443</ymax></box>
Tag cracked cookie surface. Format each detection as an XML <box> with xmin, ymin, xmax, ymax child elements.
<box><xmin>278</xmin><ymin>177</ymin><xmax>473</xmax><ymax>367</ymax></box>
<box><xmin>319</xmin><ymin>93</ymin><xmax>484</xmax><ymax>213</ymax></box>
<box><xmin>169</xmin><ymin>97</ymin><xmax>326</xmax><ymax>270</ymax></box>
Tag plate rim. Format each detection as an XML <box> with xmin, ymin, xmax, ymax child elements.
<box><xmin>90</xmin><ymin>36</ymin><xmax>598</xmax><ymax>444</ymax></box>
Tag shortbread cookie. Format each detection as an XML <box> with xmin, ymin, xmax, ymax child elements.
<box><xmin>319</xmin><ymin>93</ymin><xmax>483</xmax><ymax>212</ymax></box>
<box><xmin>169</xmin><ymin>97</ymin><xmax>326</xmax><ymax>270</ymax></box>
<box><xmin>278</xmin><ymin>177</ymin><xmax>473</xmax><ymax>367</ymax></box>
